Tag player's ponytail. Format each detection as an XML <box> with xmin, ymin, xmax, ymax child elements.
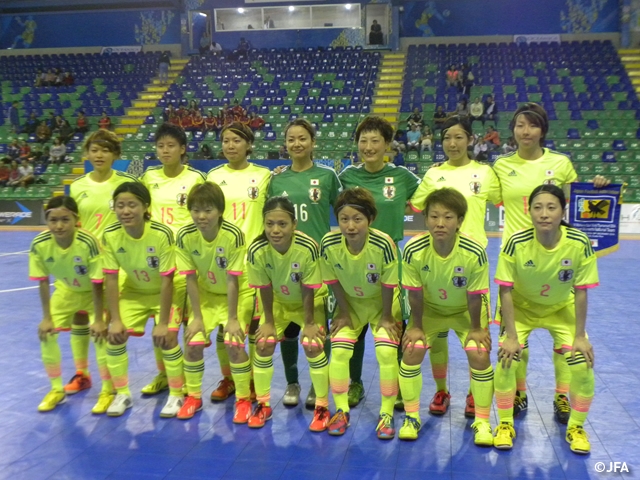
<box><xmin>528</xmin><ymin>184</ymin><xmax>572</xmax><ymax>228</ymax></box>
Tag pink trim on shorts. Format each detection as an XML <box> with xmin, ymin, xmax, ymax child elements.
<box><xmin>382</xmin><ymin>283</ymin><xmax>398</xmax><ymax>289</ymax></box>
<box><xmin>302</xmin><ymin>340</ymin><xmax>325</xmax><ymax>347</ymax></box>
<box><xmin>407</xmin><ymin>343</ymin><xmax>430</xmax><ymax>350</ymax></box>
<box><xmin>323</xmin><ymin>279</ymin><xmax>339</xmax><ymax>285</ymax></box>
<box><xmin>228</xmin><ymin>270</ymin><xmax>243</xmax><ymax>276</ymax></box>
<box><xmin>463</xmin><ymin>346</ymin><xmax>489</xmax><ymax>352</ymax></box>
<box><xmin>332</xmin><ymin>337</ymin><xmax>356</xmax><ymax>344</ymax></box>
<box><xmin>494</xmin><ymin>279</ymin><xmax>513</xmax><ymax>286</ymax></box>
<box><xmin>468</xmin><ymin>288</ymin><xmax>488</xmax><ymax>295</ymax></box>
<box><xmin>249</xmin><ymin>283</ymin><xmax>271</xmax><ymax>289</ymax></box>
<box><xmin>29</xmin><ymin>276</ymin><xmax>48</xmax><ymax>281</ymax></box>
<box><xmin>409</xmin><ymin>202</ymin><xmax>422</xmax><ymax>213</ymax></box>
<box><xmin>91</xmin><ymin>279</ymin><xmax>103</xmax><ymax>284</ymax></box>
<box><xmin>103</xmin><ymin>269</ymin><xmax>119</xmax><ymax>274</ymax></box>
<box><xmin>575</xmin><ymin>283</ymin><xmax>599</xmax><ymax>289</ymax></box>
<box><xmin>404</xmin><ymin>285</ymin><xmax>423</xmax><ymax>291</ymax></box>
<box><xmin>161</xmin><ymin>267</ymin><xmax>176</xmax><ymax>276</ymax></box>
<box><xmin>54</xmin><ymin>327</ymin><xmax>71</xmax><ymax>332</ymax></box>
<box><xmin>373</xmin><ymin>336</ymin><xmax>400</xmax><ymax>346</ymax></box>
<box><xmin>302</xmin><ymin>282</ymin><xmax>323</xmax><ymax>289</ymax></box>
<box><xmin>168</xmin><ymin>327</ymin><xmax>180</xmax><ymax>332</ymax></box>
<box><xmin>127</xmin><ymin>330</ymin><xmax>144</xmax><ymax>337</ymax></box>
<box><xmin>188</xmin><ymin>340</ymin><xmax>206</xmax><ymax>346</ymax></box>
<box><xmin>553</xmin><ymin>347</ymin><xmax>564</xmax><ymax>354</ymax></box>
<box><xmin>179</xmin><ymin>270</ymin><xmax>197</xmax><ymax>276</ymax></box>
<box><xmin>559</xmin><ymin>344</ymin><xmax>573</xmax><ymax>351</ymax></box>
<box><xmin>224</xmin><ymin>340</ymin><xmax>246</xmax><ymax>347</ymax></box>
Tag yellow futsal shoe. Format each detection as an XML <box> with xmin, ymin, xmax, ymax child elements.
<box><xmin>471</xmin><ymin>420</ymin><xmax>493</xmax><ymax>447</ymax></box>
<box><xmin>38</xmin><ymin>390</ymin><xmax>66</xmax><ymax>412</ymax></box>
<box><xmin>398</xmin><ymin>416</ymin><xmax>422</xmax><ymax>441</ymax></box>
<box><xmin>140</xmin><ymin>373</ymin><xmax>169</xmax><ymax>395</ymax></box>
<box><xmin>92</xmin><ymin>392</ymin><xmax>116</xmax><ymax>414</ymax></box>
<box><xmin>566</xmin><ymin>426</ymin><xmax>591</xmax><ymax>454</ymax></box>
<box><xmin>493</xmin><ymin>422</ymin><xmax>516</xmax><ymax>450</ymax></box>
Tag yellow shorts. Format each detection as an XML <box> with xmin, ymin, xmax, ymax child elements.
<box><xmin>498</xmin><ymin>303</ymin><xmax>586</xmax><ymax>352</ymax></box>
<box><xmin>119</xmin><ymin>287</ymin><xmax>185</xmax><ymax>336</ymax></box>
<box><xmin>50</xmin><ymin>288</ymin><xmax>96</xmax><ymax>331</ymax></box>
<box><xmin>187</xmin><ymin>289</ymin><xmax>256</xmax><ymax>346</ymax></box>
<box><xmin>331</xmin><ymin>290</ymin><xmax>403</xmax><ymax>342</ymax></box>
<box><xmin>409</xmin><ymin>302</ymin><xmax>490</xmax><ymax>351</ymax></box>
<box><xmin>258</xmin><ymin>295</ymin><xmax>328</xmax><ymax>342</ymax></box>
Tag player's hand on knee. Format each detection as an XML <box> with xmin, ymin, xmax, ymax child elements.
<box><xmin>571</xmin><ymin>336</ymin><xmax>594</xmax><ymax>368</ymax></box>
<box><xmin>301</xmin><ymin>323</ymin><xmax>325</xmax><ymax>350</ymax></box>
<box><xmin>464</xmin><ymin>327</ymin><xmax>492</xmax><ymax>354</ymax></box>
<box><xmin>255</xmin><ymin>323</ymin><xmax>276</xmax><ymax>346</ymax></box>
<box><xmin>330</xmin><ymin>313</ymin><xmax>353</xmax><ymax>336</ymax></box>
<box><xmin>377</xmin><ymin>315</ymin><xmax>401</xmax><ymax>343</ymax></box>
<box><xmin>185</xmin><ymin>316</ymin><xmax>205</xmax><ymax>345</ymax></box>
<box><xmin>498</xmin><ymin>336</ymin><xmax>521</xmax><ymax>369</ymax></box>
<box><xmin>224</xmin><ymin>318</ymin><xmax>245</xmax><ymax>346</ymax></box>
<box><xmin>108</xmin><ymin>319</ymin><xmax>127</xmax><ymax>345</ymax></box>
<box><xmin>38</xmin><ymin>317</ymin><xmax>55</xmax><ymax>342</ymax></box>
<box><xmin>152</xmin><ymin>324</ymin><xmax>169</xmax><ymax>349</ymax></box>
<box><xmin>402</xmin><ymin>326</ymin><xmax>426</xmax><ymax>353</ymax></box>
<box><xmin>90</xmin><ymin>320</ymin><xmax>108</xmax><ymax>343</ymax></box>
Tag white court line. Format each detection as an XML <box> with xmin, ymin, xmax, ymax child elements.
<box><xmin>0</xmin><ymin>283</ymin><xmax>53</xmax><ymax>294</ymax></box>
<box><xmin>0</xmin><ymin>250</ymin><xmax>29</xmax><ymax>257</ymax></box>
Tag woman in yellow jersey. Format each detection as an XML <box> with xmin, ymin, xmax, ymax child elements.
<box><xmin>68</xmin><ymin>130</ymin><xmax>137</xmax><ymax>400</ymax></box>
<box><xmin>246</xmin><ymin>196</ymin><xmax>330</xmax><ymax>431</ymax></box>
<box><xmin>493</xmin><ymin>184</ymin><xmax>598</xmax><ymax>455</ymax></box>
<box><xmin>207</xmin><ymin>122</ymin><xmax>270</xmax><ymax>402</ymax></box>
<box><xmin>102</xmin><ymin>182</ymin><xmax>184</xmax><ymax>417</ymax></box>
<box><xmin>268</xmin><ymin>118</ymin><xmax>342</xmax><ymax>409</ymax></box>
<box><xmin>175</xmin><ymin>182</ymin><xmax>255</xmax><ymax>423</ymax></box>
<box><xmin>138</xmin><ymin>123</ymin><xmax>204</xmax><ymax>398</ymax></box>
<box><xmin>321</xmin><ymin>188</ymin><xmax>402</xmax><ymax>438</ymax></box>
<box><xmin>409</xmin><ymin>116</ymin><xmax>500</xmax><ymax>418</ymax></box>
<box><xmin>400</xmin><ymin>188</ymin><xmax>494</xmax><ymax>445</ymax></box>
<box><xmin>29</xmin><ymin>196</ymin><xmax>108</xmax><ymax>413</ymax></box>
<box><xmin>493</xmin><ymin>103</ymin><xmax>607</xmax><ymax>422</ymax></box>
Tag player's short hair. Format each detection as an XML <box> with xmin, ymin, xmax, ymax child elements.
<box><xmin>510</xmin><ymin>102</ymin><xmax>549</xmax><ymax>145</ymax></box>
<box><xmin>45</xmin><ymin>195</ymin><xmax>79</xmax><ymax>219</ymax></box>
<box><xmin>355</xmin><ymin>116</ymin><xmax>394</xmax><ymax>143</ymax></box>
<box><xmin>284</xmin><ymin>118</ymin><xmax>316</xmax><ymax>142</ymax></box>
<box><xmin>423</xmin><ymin>187</ymin><xmax>468</xmax><ymax>220</ymax></box>
<box><xmin>187</xmin><ymin>182</ymin><xmax>225</xmax><ymax>225</ymax></box>
<box><xmin>440</xmin><ymin>115</ymin><xmax>473</xmax><ymax>141</ymax></box>
<box><xmin>113</xmin><ymin>181</ymin><xmax>152</xmax><ymax>221</ymax></box>
<box><xmin>155</xmin><ymin>123</ymin><xmax>187</xmax><ymax>147</ymax></box>
<box><xmin>221</xmin><ymin>122</ymin><xmax>254</xmax><ymax>154</ymax></box>
<box><xmin>334</xmin><ymin>187</ymin><xmax>377</xmax><ymax>222</ymax></box>
<box><xmin>83</xmin><ymin>129</ymin><xmax>122</xmax><ymax>156</ymax></box>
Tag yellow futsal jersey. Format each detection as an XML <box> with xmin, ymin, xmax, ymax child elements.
<box><xmin>140</xmin><ymin>165</ymin><xmax>206</xmax><ymax>234</ymax></box>
<box><xmin>410</xmin><ymin>161</ymin><xmax>501</xmax><ymax>247</ymax></box>
<box><xmin>247</xmin><ymin>231</ymin><xmax>326</xmax><ymax>305</ymax></box>
<box><xmin>176</xmin><ymin>219</ymin><xmax>249</xmax><ymax>295</ymax></box>
<box><xmin>495</xmin><ymin>226</ymin><xmax>599</xmax><ymax>316</ymax></box>
<box><xmin>29</xmin><ymin>229</ymin><xmax>102</xmax><ymax>292</ymax></box>
<box><xmin>320</xmin><ymin>228</ymin><xmax>398</xmax><ymax>300</ymax></box>
<box><xmin>70</xmin><ymin>170</ymin><xmax>138</xmax><ymax>237</ymax></box>
<box><xmin>206</xmin><ymin>163</ymin><xmax>271</xmax><ymax>245</ymax></box>
<box><xmin>493</xmin><ymin>149</ymin><xmax>577</xmax><ymax>240</ymax></box>
<box><xmin>402</xmin><ymin>232</ymin><xmax>489</xmax><ymax>315</ymax></box>
<box><xmin>102</xmin><ymin>220</ymin><xmax>176</xmax><ymax>294</ymax></box>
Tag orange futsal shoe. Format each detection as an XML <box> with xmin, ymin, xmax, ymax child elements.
<box><xmin>64</xmin><ymin>372</ymin><xmax>92</xmax><ymax>395</ymax></box>
<box><xmin>309</xmin><ymin>406</ymin><xmax>331</xmax><ymax>432</ymax></box>
<box><xmin>177</xmin><ymin>396</ymin><xmax>203</xmax><ymax>420</ymax></box>
<box><xmin>248</xmin><ymin>403</ymin><xmax>273</xmax><ymax>428</ymax></box>
<box><xmin>429</xmin><ymin>390</ymin><xmax>451</xmax><ymax>415</ymax></box>
<box><xmin>210</xmin><ymin>377</ymin><xmax>235</xmax><ymax>402</ymax></box>
<box><xmin>233</xmin><ymin>399</ymin><xmax>252</xmax><ymax>424</ymax></box>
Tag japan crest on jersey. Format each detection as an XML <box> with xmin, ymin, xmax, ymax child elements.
<box><xmin>383</xmin><ymin>185</ymin><xmax>396</xmax><ymax>199</ymax></box>
<box><xmin>309</xmin><ymin>187</ymin><xmax>321</xmax><ymax>203</ymax></box>
<box><xmin>216</xmin><ymin>257</ymin><xmax>228</xmax><ymax>269</ymax></box>
<box><xmin>147</xmin><ymin>256</ymin><xmax>160</xmax><ymax>268</ymax></box>
<box><xmin>74</xmin><ymin>265</ymin><xmax>88</xmax><ymax>276</ymax></box>
<box><xmin>176</xmin><ymin>193</ymin><xmax>187</xmax><ymax>207</ymax></box>
<box><xmin>248</xmin><ymin>186</ymin><xmax>259</xmax><ymax>199</ymax></box>
<box><xmin>469</xmin><ymin>181</ymin><xmax>482</xmax><ymax>194</ymax></box>
<box><xmin>290</xmin><ymin>272</ymin><xmax>302</xmax><ymax>283</ymax></box>
<box><xmin>452</xmin><ymin>276</ymin><xmax>467</xmax><ymax>288</ymax></box>
<box><xmin>558</xmin><ymin>269</ymin><xmax>574</xmax><ymax>282</ymax></box>
<box><xmin>366</xmin><ymin>273</ymin><xmax>380</xmax><ymax>284</ymax></box>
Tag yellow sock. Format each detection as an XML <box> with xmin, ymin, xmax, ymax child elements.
<box><xmin>162</xmin><ymin>345</ymin><xmax>185</xmax><ymax>396</ymax></box>
<box><xmin>230</xmin><ymin>359</ymin><xmax>252</xmax><ymax>400</ymax></box>
<box><xmin>106</xmin><ymin>344</ymin><xmax>130</xmax><ymax>396</ymax></box>
<box><xmin>307</xmin><ymin>352</ymin><xmax>329</xmax><ymax>408</ymax></box>
<box><xmin>41</xmin><ymin>335</ymin><xmax>63</xmax><ymax>392</ymax></box>
<box><xmin>94</xmin><ymin>341</ymin><xmax>114</xmax><ymax>393</ymax></box>
<box><xmin>216</xmin><ymin>328</ymin><xmax>231</xmax><ymax>378</ymax></box>
<box><xmin>70</xmin><ymin>324</ymin><xmax>90</xmax><ymax>375</ymax></box>
<box><xmin>470</xmin><ymin>366</ymin><xmax>494</xmax><ymax>422</ymax></box>
<box><xmin>429</xmin><ymin>331</ymin><xmax>449</xmax><ymax>392</ymax></box>
<box><xmin>399</xmin><ymin>361</ymin><xmax>422</xmax><ymax>420</ymax></box>
<box><xmin>329</xmin><ymin>338</ymin><xmax>354</xmax><ymax>412</ymax></box>
<box><xmin>252</xmin><ymin>353</ymin><xmax>274</xmax><ymax>406</ymax></box>
<box><xmin>566</xmin><ymin>351</ymin><xmax>595</xmax><ymax>428</ymax></box>
<box><xmin>374</xmin><ymin>336</ymin><xmax>399</xmax><ymax>416</ymax></box>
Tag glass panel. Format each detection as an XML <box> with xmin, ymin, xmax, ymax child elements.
<box><xmin>263</xmin><ymin>6</ymin><xmax>311</xmax><ymax>30</ymax></box>
<box><xmin>215</xmin><ymin>8</ymin><xmax>263</xmax><ymax>31</ymax></box>
<box><xmin>311</xmin><ymin>4</ymin><xmax>360</xmax><ymax>28</ymax></box>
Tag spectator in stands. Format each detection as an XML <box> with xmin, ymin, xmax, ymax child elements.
<box><xmin>62</xmin><ymin>71</ymin><xmax>74</xmax><ymax>86</ymax></box>
<box><xmin>189</xmin><ymin>100</ymin><xmax>201</xmax><ymax>114</ymax></box>
<box><xmin>98</xmin><ymin>111</ymin><xmax>112</xmax><ymax>130</ymax></box>
<box><xmin>52</xmin><ymin>115</ymin><xmax>65</xmax><ymax>135</ymax></box>
<box><xmin>17</xmin><ymin>158</ymin><xmax>35</xmax><ymax>187</ymax></box>
<box><xmin>204</xmin><ymin>109</ymin><xmax>219</xmax><ymax>134</ymax></box>
<box><xmin>482</xmin><ymin>125</ymin><xmax>500</xmax><ymax>151</ymax></box>
<box><xmin>446</xmin><ymin>65</ymin><xmax>459</xmax><ymax>87</ymax></box>
<box><xmin>0</xmin><ymin>158</ymin><xmax>9</xmax><ymax>187</ymax></box>
<box><xmin>6</xmin><ymin>160</ymin><xmax>21</xmax><ymax>187</ymax></box>
<box><xmin>54</xmin><ymin>69</ymin><xmax>64</xmax><ymax>87</ymax></box>
<box><xmin>46</xmin><ymin>112</ymin><xmax>57</xmax><ymax>130</ymax></box>
<box><xmin>248</xmin><ymin>112</ymin><xmax>265</xmax><ymax>131</ymax></box>
<box><xmin>34</xmin><ymin>70</ymin><xmax>43</xmax><ymax>87</ymax></box>
<box><xmin>470</xmin><ymin>97</ymin><xmax>484</xmax><ymax>126</ymax></box>
<box><xmin>483</xmin><ymin>95</ymin><xmax>498</xmax><ymax>126</ymax></box>
<box><xmin>406</xmin><ymin>124</ymin><xmax>422</xmax><ymax>151</ymax></box>
<box><xmin>455</xmin><ymin>98</ymin><xmax>469</xmax><ymax>118</ymax></box>
<box><xmin>459</xmin><ymin>63</ymin><xmax>475</xmax><ymax>96</ymax></box>
<box><xmin>502</xmin><ymin>136</ymin><xmax>517</xmax><ymax>154</ymax></box>
<box><xmin>8</xmin><ymin>101</ymin><xmax>20</xmax><ymax>133</ymax></box>
<box><xmin>44</xmin><ymin>69</ymin><xmax>56</xmax><ymax>86</ymax></box>
<box><xmin>158</xmin><ymin>51</ymin><xmax>171</xmax><ymax>84</ymax></box>
<box><xmin>199</xmin><ymin>143</ymin><xmax>213</xmax><ymax>159</ymax></box>
<box><xmin>28</xmin><ymin>144</ymin><xmax>44</xmax><ymax>165</ymax></box>
<box><xmin>210</xmin><ymin>38</ymin><xmax>222</xmax><ymax>53</ymax></box>
<box><xmin>7</xmin><ymin>140</ymin><xmax>20</xmax><ymax>160</ymax></box>
<box><xmin>369</xmin><ymin>20</ymin><xmax>383</xmax><ymax>45</ymax></box>
<box><xmin>18</xmin><ymin>140</ymin><xmax>31</xmax><ymax>160</ymax></box>
<box><xmin>199</xmin><ymin>31</ymin><xmax>211</xmax><ymax>55</ymax></box>
<box><xmin>75</xmin><ymin>111</ymin><xmax>89</xmax><ymax>134</ymax></box>
<box><xmin>237</xmin><ymin>37</ymin><xmax>251</xmax><ymax>56</ymax></box>
<box><xmin>231</xmin><ymin>99</ymin><xmax>246</xmax><ymax>120</ymax></box>
<box><xmin>50</xmin><ymin>138</ymin><xmax>67</xmax><ymax>165</ymax></box>
<box><xmin>391</xmin><ymin>129</ymin><xmax>407</xmax><ymax>153</ymax></box>
<box><xmin>23</xmin><ymin>111</ymin><xmax>39</xmax><ymax>134</ymax></box>
<box><xmin>433</xmin><ymin>105</ymin><xmax>447</xmax><ymax>131</ymax></box>
<box><xmin>407</xmin><ymin>107</ymin><xmax>423</xmax><ymax>129</ymax></box>
<box><xmin>192</xmin><ymin>110</ymin><xmax>205</xmax><ymax>132</ymax></box>
<box><xmin>420</xmin><ymin>125</ymin><xmax>433</xmax><ymax>153</ymax></box>
<box><xmin>59</xmin><ymin>121</ymin><xmax>74</xmax><ymax>144</ymax></box>
<box><xmin>36</xmin><ymin>121</ymin><xmax>51</xmax><ymax>143</ymax></box>
<box><xmin>278</xmin><ymin>145</ymin><xmax>290</xmax><ymax>160</ymax></box>
<box><xmin>264</xmin><ymin>16</ymin><xmax>275</xmax><ymax>29</ymax></box>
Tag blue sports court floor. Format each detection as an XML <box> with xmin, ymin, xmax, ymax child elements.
<box><xmin>0</xmin><ymin>230</ymin><xmax>639</xmax><ymax>480</ymax></box>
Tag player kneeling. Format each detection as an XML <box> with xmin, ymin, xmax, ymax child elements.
<box><xmin>176</xmin><ymin>182</ymin><xmax>255</xmax><ymax>421</ymax></box>
<box><xmin>400</xmin><ymin>188</ymin><xmax>494</xmax><ymax>443</ymax></box>
<box><xmin>246</xmin><ymin>196</ymin><xmax>331</xmax><ymax>431</ymax></box>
